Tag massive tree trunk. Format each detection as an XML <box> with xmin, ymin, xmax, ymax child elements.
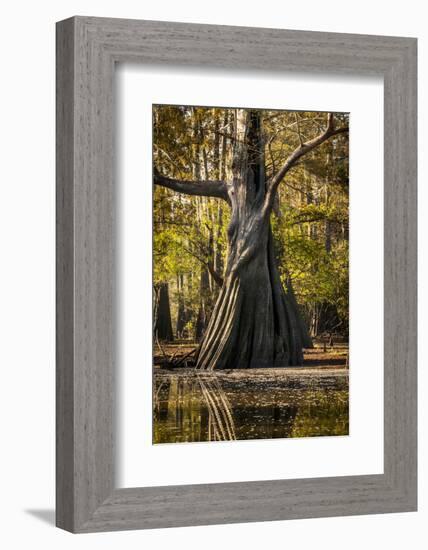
<box><xmin>154</xmin><ymin>109</ymin><xmax>348</xmax><ymax>370</ymax></box>
<box><xmin>285</xmin><ymin>276</ymin><xmax>314</xmax><ymax>349</ymax></box>
<box><xmin>196</xmin><ymin>110</ymin><xmax>303</xmax><ymax>370</ymax></box>
<box><xmin>196</xmin><ymin>221</ymin><xmax>304</xmax><ymax>369</ymax></box>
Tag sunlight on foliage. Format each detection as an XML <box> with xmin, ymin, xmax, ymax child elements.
<box><xmin>153</xmin><ymin>105</ymin><xmax>349</xmax><ymax>339</ymax></box>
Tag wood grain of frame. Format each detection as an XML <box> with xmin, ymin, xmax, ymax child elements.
<box><xmin>56</xmin><ymin>16</ymin><xmax>417</xmax><ymax>533</ymax></box>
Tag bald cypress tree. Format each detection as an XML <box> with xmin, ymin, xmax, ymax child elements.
<box><xmin>154</xmin><ymin>110</ymin><xmax>348</xmax><ymax>369</ymax></box>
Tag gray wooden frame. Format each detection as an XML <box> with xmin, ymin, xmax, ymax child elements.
<box><xmin>56</xmin><ymin>16</ymin><xmax>417</xmax><ymax>533</ymax></box>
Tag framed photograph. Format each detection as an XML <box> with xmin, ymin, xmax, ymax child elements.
<box><xmin>150</xmin><ymin>104</ymin><xmax>351</xmax><ymax>445</ymax></box>
<box><xmin>56</xmin><ymin>16</ymin><xmax>417</xmax><ymax>532</ymax></box>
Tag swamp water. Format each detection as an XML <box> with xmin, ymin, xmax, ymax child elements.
<box><xmin>153</xmin><ymin>369</ymin><xmax>348</xmax><ymax>444</ymax></box>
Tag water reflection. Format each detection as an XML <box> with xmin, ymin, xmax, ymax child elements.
<box><xmin>153</xmin><ymin>371</ymin><xmax>348</xmax><ymax>444</ymax></box>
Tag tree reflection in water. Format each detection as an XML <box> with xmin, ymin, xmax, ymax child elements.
<box><xmin>153</xmin><ymin>372</ymin><xmax>348</xmax><ymax>444</ymax></box>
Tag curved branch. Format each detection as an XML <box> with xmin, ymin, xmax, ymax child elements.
<box><xmin>154</xmin><ymin>168</ymin><xmax>228</xmax><ymax>201</ymax></box>
<box><xmin>263</xmin><ymin>114</ymin><xmax>348</xmax><ymax>214</ymax></box>
<box><xmin>181</xmin><ymin>244</ymin><xmax>224</xmax><ymax>287</ymax></box>
<box><xmin>206</xmin><ymin>262</ymin><xmax>224</xmax><ymax>288</ymax></box>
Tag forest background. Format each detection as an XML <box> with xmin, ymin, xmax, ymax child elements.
<box><xmin>153</xmin><ymin>105</ymin><xmax>349</xmax><ymax>347</ymax></box>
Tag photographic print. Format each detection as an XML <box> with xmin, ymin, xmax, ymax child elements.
<box><xmin>153</xmin><ymin>105</ymin><xmax>349</xmax><ymax>444</ymax></box>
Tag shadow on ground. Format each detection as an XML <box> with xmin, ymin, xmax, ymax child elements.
<box><xmin>25</xmin><ymin>509</ymin><xmax>55</xmax><ymax>526</ymax></box>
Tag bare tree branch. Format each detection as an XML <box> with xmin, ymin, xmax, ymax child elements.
<box><xmin>153</xmin><ymin>144</ymin><xmax>190</xmax><ymax>177</ymax></box>
<box><xmin>294</xmin><ymin>112</ymin><xmax>304</xmax><ymax>147</ymax></box>
<box><xmin>181</xmin><ymin>243</ymin><xmax>224</xmax><ymax>287</ymax></box>
<box><xmin>154</xmin><ymin>168</ymin><xmax>228</xmax><ymax>201</ymax></box>
<box><xmin>263</xmin><ymin>114</ymin><xmax>349</xmax><ymax>214</ymax></box>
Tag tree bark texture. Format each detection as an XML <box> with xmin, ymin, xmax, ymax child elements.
<box><xmin>196</xmin><ymin>110</ymin><xmax>302</xmax><ymax>369</ymax></box>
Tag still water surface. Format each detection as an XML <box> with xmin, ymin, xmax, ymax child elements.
<box><xmin>153</xmin><ymin>370</ymin><xmax>348</xmax><ymax>444</ymax></box>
